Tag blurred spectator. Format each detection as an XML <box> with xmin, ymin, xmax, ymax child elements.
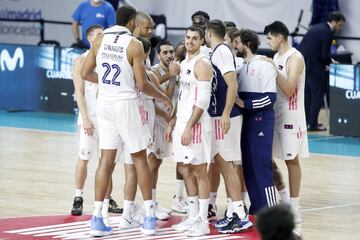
<box><xmin>257</xmin><ymin>205</ymin><xmax>302</xmax><ymax>240</ymax></box>
<box><xmin>72</xmin><ymin>0</ymin><xmax>115</xmax><ymax>48</ymax></box>
<box><xmin>224</xmin><ymin>20</ymin><xmax>237</xmax><ymax>29</ymax></box>
<box><xmin>298</xmin><ymin>11</ymin><xmax>345</xmax><ymax>131</ymax></box>
<box><xmin>310</xmin><ymin>0</ymin><xmax>339</xmax><ymax>26</ymax></box>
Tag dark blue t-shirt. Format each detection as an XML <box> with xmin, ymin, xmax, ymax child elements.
<box><xmin>208</xmin><ymin>43</ymin><xmax>241</xmax><ymax>117</ymax></box>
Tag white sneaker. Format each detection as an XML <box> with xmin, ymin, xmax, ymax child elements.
<box><xmin>171</xmin><ymin>195</ymin><xmax>187</xmax><ymax>213</ymax></box>
<box><xmin>132</xmin><ymin>203</ymin><xmax>145</xmax><ymax>224</ymax></box>
<box><xmin>293</xmin><ymin>206</ymin><xmax>302</xmax><ymax>224</ymax></box>
<box><xmin>185</xmin><ymin>216</ymin><xmax>210</xmax><ymax>237</ymax></box>
<box><xmin>154</xmin><ymin>202</ymin><xmax>170</xmax><ymax>220</ymax></box>
<box><xmin>172</xmin><ymin>217</ymin><xmax>197</xmax><ymax>231</ymax></box>
<box><xmin>118</xmin><ymin>216</ymin><xmax>141</xmax><ymax>229</ymax></box>
<box><xmin>154</xmin><ymin>201</ymin><xmax>172</xmax><ymax>215</ymax></box>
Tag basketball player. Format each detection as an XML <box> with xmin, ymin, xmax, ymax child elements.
<box><xmin>151</xmin><ymin>41</ymin><xmax>184</xmax><ymax>214</ymax></box>
<box><xmin>235</xmin><ymin>29</ymin><xmax>277</xmax><ymax>215</ymax></box>
<box><xmin>133</xmin><ymin>12</ymin><xmax>154</xmax><ymax>69</ymax></box>
<box><xmin>165</xmin><ymin>26</ymin><xmax>212</xmax><ymax>237</ymax></box>
<box><xmin>205</xmin><ymin>20</ymin><xmax>252</xmax><ymax>234</ymax></box>
<box><xmin>191</xmin><ymin>10</ymin><xmax>212</xmax><ymax>60</ymax></box>
<box><xmin>117</xmin><ymin>36</ymin><xmax>170</xmax><ymax>228</ymax></box>
<box><xmin>81</xmin><ymin>6</ymin><xmax>172</xmax><ymax>236</ymax></box>
<box><xmin>120</xmin><ymin>12</ymin><xmax>171</xmax><ymax>222</ymax></box>
<box><xmin>214</xmin><ymin>27</ymin><xmax>250</xmax><ymax>229</ymax></box>
<box><xmin>191</xmin><ymin>10</ymin><xmax>219</xmax><ymax>218</ymax></box>
<box><xmin>264</xmin><ymin>21</ymin><xmax>309</xmax><ymax>229</ymax></box>
<box><xmin>71</xmin><ymin>25</ymin><xmax>122</xmax><ymax>219</ymax></box>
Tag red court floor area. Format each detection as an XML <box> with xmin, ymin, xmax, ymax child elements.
<box><xmin>0</xmin><ymin>215</ymin><xmax>260</xmax><ymax>239</ymax></box>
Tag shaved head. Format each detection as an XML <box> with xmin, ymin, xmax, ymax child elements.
<box><xmin>133</xmin><ymin>12</ymin><xmax>154</xmax><ymax>39</ymax></box>
<box><xmin>135</xmin><ymin>12</ymin><xmax>153</xmax><ymax>25</ymax></box>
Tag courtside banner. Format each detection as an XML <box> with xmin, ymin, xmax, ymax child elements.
<box><xmin>329</xmin><ymin>64</ymin><xmax>360</xmax><ymax>137</ymax></box>
<box><xmin>0</xmin><ymin>43</ymin><xmax>84</xmax><ymax>114</ymax></box>
<box><xmin>0</xmin><ymin>0</ymin><xmax>82</xmax><ymax>46</ymax></box>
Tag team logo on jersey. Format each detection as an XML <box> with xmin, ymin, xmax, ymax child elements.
<box><xmin>96</xmin><ymin>13</ymin><xmax>105</xmax><ymax>18</ymax></box>
<box><xmin>186</xmin><ymin>69</ymin><xmax>191</xmax><ymax>75</ymax></box>
<box><xmin>284</xmin><ymin>124</ymin><xmax>293</xmax><ymax>129</ymax></box>
<box><xmin>278</xmin><ymin>65</ymin><xmax>283</xmax><ymax>70</ymax></box>
<box><xmin>258</xmin><ymin>132</ymin><xmax>264</xmax><ymax>137</ymax></box>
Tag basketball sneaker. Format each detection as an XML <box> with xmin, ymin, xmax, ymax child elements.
<box><xmin>185</xmin><ymin>216</ymin><xmax>210</xmax><ymax>237</ymax></box>
<box><xmin>140</xmin><ymin>216</ymin><xmax>156</xmax><ymax>235</ymax></box>
<box><xmin>171</xmin><ymin>195</ymin><xmax>187</xmax><ymax>213</ymax></box>
<box><xmin>208</xmin><ymin>204</ymin><xmax>217</xmax><ymax>220</ymax></box>
<box><xmin>108</xmin><ymin>198</ymin><xmax>123</xmax><ymax>214</ymax></box>
<box><xmin>154</xmin><ymin>202</ymin><xmax>170</xmax><ymax>220</ymax></box>
<box><xmin>172</xmin><ymin>216</ymin><xmax>197</xmax><ymax>231</ymax></box>
<box><xmin>218</xmin><ymin>213</ymin><xmax>253</xmax><ymax>234</ymax></box>
<box><xmin>118</xmin><ymin>216</ymin><xmax>141</xmax><ymax>229</ymax></box>
<box><xmin>89</xmin><ymin>216</ymin><xmax>113</xmax><ymax>237</ymax></box>
<box><xmin>214</xmin><ymin>210</ymin><xmax>232</xmax><ymax>228</ymax></box>
<box><xmin>71</xmin><ymin>197</ymin><xmax>83</xmax><ymax>216</ymax></box>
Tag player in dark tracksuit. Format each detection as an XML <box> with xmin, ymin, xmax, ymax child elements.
<box><xmin>235</xmin><ymin>29</ymin><xmax>277</xmax><ymax>215</ymax></box>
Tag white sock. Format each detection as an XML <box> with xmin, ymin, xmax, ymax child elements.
<box><xmin>279</xmin><ymin>188</ymin><xmax>290</xmax><ymax>204</ymax></box>
<box><xmin>209</xmin><ymin>192</ymin><xmax>217</xmax><ymax>206</ymax></box>
<box><xmin>176</xmin><ymin>180</ymin><xmax>184</xmax><ymax>199</ymax></box>
<box><xmin>152</xmin><ymin>189</ymin><xmax>157</xmax><ymax>203</ymax></box>
<box><xmin>187</xmin><ymin>196</ymin><xmax>199</xmax><ymax>218</ymax></box>
<box><xmin>144</xmin><ymin>200</ymin><xmax>155</xmax><ymax>217</ymax></box>
<box><xmin>75</xmin><ymin>189</ymin><xmax>83</xmax><ymax>197</ymax></box>
<box><xmin>93</xmin><ymin>201</ymin><xmax>103</xmax><ymax>218</ymax></box>
<box><xmin>290</xmin><ymin>197</ymin><xmax>300</xmax><ymax>213</ymax></box>
<box><xmin>102</xmin><ymin>199</ymin><xmax>110</xmax><ymax>218</ymax></box>
<box><xmin>241</xmin><ymin>192</ymin><xmax>249</xmax><ymax>205</ymax></box>
<box><xmin>198</xmin><ymin>198</ymin><xmax>210</xmax><ymax>221</ymax></box>
<box><xmin>226</xmin><ymin>198</ymin><xmax>233</xmax><ymax>218</ymax></box>
<box><xmin>232</xmin><ymin>200</ymin><xmax>246</xmax><ymax>219</ymax></box>
<box><xmin>122</xmin><ymin>200</ymin><xmax>134</xmax><ymax>220</ymax></box>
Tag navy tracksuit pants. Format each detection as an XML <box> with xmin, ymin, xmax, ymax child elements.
<box><xmin>241</xmin><ymin>111</ymin><xmax>276</xmax><ymax>215</ymax></box>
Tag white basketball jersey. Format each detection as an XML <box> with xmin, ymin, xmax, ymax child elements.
<box><xmin>77</xmin><ymin>51</ymin><xmax>98</xmax><ymax>124</ymax></box>
<box><xmin>273</xmin><ymin>47</ymin><xmax>307</xmax><ymax>132</ymax></box>
<box><xmin>200</xmin><ymin>45</ymin><xmax>213</xmax><ymax>59</ymax></box>
<box><xmin>96</xmin><ymin>25</ymin><xmax>139</xmax><ymax>103</ymax></box>
<box><xmin>177</xmin><ymin>53</ymin><xmax>210</xmax><ymax>122</ymax></box>
<box><xmin>140</xmin><ymin>71</ymin><xmax>154</xmax><ymax>101</ymax></box>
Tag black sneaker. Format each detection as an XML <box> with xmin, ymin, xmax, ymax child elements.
<box><xmin>71</xmin><ymin>197</ymin><xmax>83</xmax><ymax>216</ymax></box>
<box><xmin>218</xmin><ymin>213</ymin><xmax>253</xmax><ymax>234</ymax></box>
<box><xmin>108</xmin><ymin>198</ymin><xmax>123</xmax><ymax>214</ymax></box>
<box><xmin>207</xmin><ymin>204</ymin><xmax>217</xmax><ymax>220</ymax></box>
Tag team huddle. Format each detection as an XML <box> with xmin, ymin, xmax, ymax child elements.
<box><xmin>71</xmin><ymin>5</ymin><xmax>309</xmax><ymax>238</ymax></box>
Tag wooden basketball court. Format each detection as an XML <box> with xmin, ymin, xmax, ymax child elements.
<box><xmin>0</xmin><ymin>111</ymin><xmax>359</xmax><ymax>239</ymax></box>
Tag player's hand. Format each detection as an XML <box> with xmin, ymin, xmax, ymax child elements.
<box><xmin>261</xmin><ymin>56</ymin><xmax>276</xmax><ymax>68</ymax></box>
<box><xmin>181</xmin><ymin>125</ymin><xmax>192</xmax><ymax>146</ymax></box>
<box><xmin>164</xmin><ymin>118</ymin><xmax>176</xmax><ymax>143</ymax></box>
<box><xmin>235</xmin><ymin>97</ymin><xmax>244</xmax><ymax>108</ymax></box>
<box><xmin>169</xmin><ymin>61</ymin><xmax>180</xmax><ymax>76</ymax></box>
<box><xmin>162</xmin><ymin>94</ymin><xmax>173</xmax><ymax>112</ymax></box>
<box><xmin>220</xmin><ymin>114</ymin><xmax>231</xmax><ymax>134</ymax></box>
<box><xmin>83</xmin><ymin>119</ymin><xmax>95</xmax><ymax>136</ymax></box>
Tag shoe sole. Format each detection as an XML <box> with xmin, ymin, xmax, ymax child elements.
<box><xmin>140</xmin><ymin>228</ymin><xmax>156</xmax><ymax>235</ymax></box>
<box><xmin>218</xmin><ymin>222</ymin><xmax>253</xmax><ymax>234</ymax></box>
<box><xmin>186</xmin><ymin>229</ymin><xmax>210</xmax><ymax>237</ymax></box>
<box><xmin>89</xmin><ymin>230</ymin><xmax>112</xmax><ymax>237</ymax></box>
<box><xmin>71</xmin><ymin>211</ymin><xmax>82</xmax><ymax>216</ymax></box>
<box><xmin>108</xmin><ymin>208</ymin><xmax>123</xmax><ymax>214</ymax></box>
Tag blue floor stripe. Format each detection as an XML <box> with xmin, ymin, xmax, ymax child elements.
<box><xmin>0</xmin><ymin>110</ymin><xmax>77</xmax><ymax>133</ymax></box>
<box><xmin>0</xmin><ymin>110</ymin><xmax>359</xmax><ymax>157</ymax></box>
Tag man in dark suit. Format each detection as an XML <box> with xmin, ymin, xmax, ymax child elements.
<box><xmin>298</xmin><ymin>11</ymin><xmax>345</xmax><ymax>131</ymax></box>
